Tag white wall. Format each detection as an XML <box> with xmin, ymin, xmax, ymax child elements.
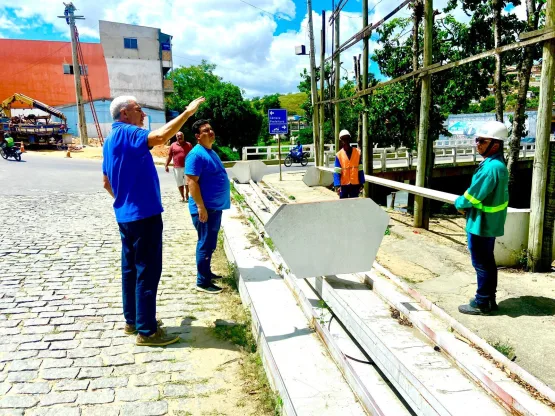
<box><xmin>99</xmin><ymin>21</ymin><xmax>160</xmax><ymax>60</ymax></box>
<box><xmin>103</xmin><ymin>59</ymin><xmax>164</xmax><ymax>109</ymax></box>
<box><xmin>99</xmin><ymin>20</ymin><xmax>165</xmax><ymax>110</ymax></box>
<box><xmin>495</xmin><ymin>209</ymin><xmax>530</xmax><ymax>267</ymax></box>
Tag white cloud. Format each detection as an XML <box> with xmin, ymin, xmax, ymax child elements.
<box><xmin>0</xmin><ymin>0</ymin><xmax>526</xmax><ymax>98</ymax></box>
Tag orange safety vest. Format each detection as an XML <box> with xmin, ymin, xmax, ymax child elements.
<box><xmin>336</xmin><ymin>147</ymin><xmax>362</xmax><ymax>186</ymax></box>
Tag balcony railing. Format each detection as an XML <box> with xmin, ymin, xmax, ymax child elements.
<box><xmin>163</xmin><ymin>79</ymin><xmax>174</xmax><ymax>93</ymax></box>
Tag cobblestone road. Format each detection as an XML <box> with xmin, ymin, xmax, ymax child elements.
<box><xmin>0</xmin><ymin>190</ymin><xmax>259</xmax><ymax>416</ymax></box>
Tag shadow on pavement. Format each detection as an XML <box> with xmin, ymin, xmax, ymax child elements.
<box><xmin>496</xmin><ymin>296</ymin><xmax>555</xmax><ymax>317</ymax></box>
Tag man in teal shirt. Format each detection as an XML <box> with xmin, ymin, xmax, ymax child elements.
<box><xmin>455</xmin><ymin>121</ymin><xmax>509</xmax><ymax>315</ymax></box>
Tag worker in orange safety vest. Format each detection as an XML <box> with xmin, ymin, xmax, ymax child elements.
<box><xmin>333</xmin><ymin>130</ymin><xmax>365</xmax><ymax>199</ymax></box>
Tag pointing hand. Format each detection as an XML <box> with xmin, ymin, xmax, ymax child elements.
<box><xmin>186</xmin><ymin>97</ymin><xmax>206</xmax><ymax>114</ymax></box>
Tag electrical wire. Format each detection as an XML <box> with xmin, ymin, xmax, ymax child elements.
<box><xmin>237</xmin><ymin>0</ymin><xmax>284</xmax><ymax>20</ymax></box>
<box><xmin>327</xmin><ymin>315</ymin><xmax>373</xmax><ymax>365</ymax></box>
<box><xmin>7</xmin><ymin>43</ymin><xmax>71</xmax><ymax>78</ymax></box>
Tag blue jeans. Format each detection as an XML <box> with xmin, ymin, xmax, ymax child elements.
<box><xmin>192</xmin><ymin>210</ymin><xmax>223</xmax><ymax>287</ymax></box>
<box><xmin>467</xmin><ymin>232</ymin><xmax>497</xmax><ymax>307</ymax></box>
<box><xmin>340</xmin><ymin>185</ymin><xmax>361</xmax><ymax>199</ymax></box>
<box><xmin>118</xmin><ymin>214</ymin><xmax>163</xmax><ymax>336</ymax></box>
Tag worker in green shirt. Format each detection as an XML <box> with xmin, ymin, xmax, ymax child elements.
<box><xmin>455</xmin><ymin>121</ymin><xmax>509</xmax><ymax>316</ymax></box>
<box><xmin>0</xmin><ymin>132</ymin><xmax>14</xmax><ymax>149</ymax></box>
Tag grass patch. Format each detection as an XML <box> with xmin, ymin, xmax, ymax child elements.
<box><xmin>210</xmin><ymin>232</ymin><xmax>282</xmax><ymax>416</ymax></box>
<box><xmin>491</xmin><ymin>340</ymin><xmax>516</xmax><ymax>360</ymax></box>
<box><xmin>213</xmin><ymin>322</ymin><xmax>255</xmax><ymax>353</ymax></box>
<box><xmin>264</xmin><ymin>237</ymin><xmax>275</xmax><ymax>251</ymax></box>
<box><xmin>230</xmin><ymin>182</ymin><xmax>245</xmax><ymax>205</ymax></box>
<box><xmin>279</xmin><ymin>92</ymin><xmax>307</xmax><ymax>115</ymax></box>
<box><xmin>513</xmin><ymin>248</ymin><xmax>529</xmax><ymax>270</ymax></box>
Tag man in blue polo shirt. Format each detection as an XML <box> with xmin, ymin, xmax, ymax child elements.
<box><xmin>102</xmin><ymin>95</ymin><xmax>204</xmax><ymax>346</ymax></box>
<box><xmin>186</xmin><ymin>119</ymin><xmax>230</xmax><ymax>293</ymax></box>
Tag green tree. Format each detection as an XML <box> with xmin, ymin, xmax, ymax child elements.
<box><xmin>194</xmin><ymin>82</ymin><xmax>262</xmax><ymax>152</ymax></box>
<box><xmin>165</xmin><ymin>62</ymin><xmax>262</xmax><ymax>160</ymax></box>
<box><xmin>370</xmin><ymin>13</ymin><xmax>496</xmax><ymax>148</ymax></box>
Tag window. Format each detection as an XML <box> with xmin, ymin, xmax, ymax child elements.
<box><xmin>124</xmin><ymin>37</ymin><xmax>138</xmax><ymax>49</ymax></box>
<box><xmin>62</xmin><ymin>64</ymin><xmax>88</xmax><ymax>75</ymax></box>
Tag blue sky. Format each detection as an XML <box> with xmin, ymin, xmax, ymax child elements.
<box><xmin>0</xmin><ymin>0</ymin><xmax>524</xmax><ymax>97</ymax></box>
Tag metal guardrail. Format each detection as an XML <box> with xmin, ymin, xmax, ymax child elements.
<box><xmin>322</xmin><ymin>144</ymin><xmax>536</xmax><ymax>170</ymax></box>
<box><xmin>243</xmin><ymin>142</ymin><xmax>537</xmax><ymax>168</ymax></box>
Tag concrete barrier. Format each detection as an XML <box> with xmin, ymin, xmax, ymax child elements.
<box><xmin>265</xmin><ymin>198</ymin><xmax>390</xmax><ymax>278</ymax></box>
<box><xmin>302</xmin><ymin>166</ymin><xmax>334</xmax><ymax>187</ymax></box>
<box><xmin>231</xmin><ymin>160</ymin><xmax>267</xmax><ymax>184</ymax></box>
<box><xmin>495</xmin><ymin>209</ymin><xmax>530</xmax><ymax>267</ymax></box>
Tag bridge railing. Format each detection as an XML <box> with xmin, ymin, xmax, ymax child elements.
<box><xmin>322</xmin><ymin>144</ymin><xmax>536</xmax><ymax>171</ymax></box>
<box><xmin>243</xmin><ymin>142</ymin><xmax>536</xmax><ymax>166</ymax></box>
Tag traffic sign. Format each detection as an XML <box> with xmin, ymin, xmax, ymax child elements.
<box><xmin>268</xmin><ymin>109</ymin><xmax>288</xmax><ymax>135</ymax></box>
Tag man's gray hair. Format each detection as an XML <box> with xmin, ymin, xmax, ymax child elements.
<box><xmin>110</xmin><ymin>96</ymin><xmax>138</xmax><ymax>120</ymax></box>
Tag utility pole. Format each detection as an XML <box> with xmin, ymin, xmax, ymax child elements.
<box><xmin>319</xmin><ymin>11</ymin><xmax>326</xmax><ymax>165</ymax></box>
<box><xmin>307</xmin><ymin>0</ymin><xmax>320</xmax><ymax>165</ymax></box>
<box><xmin>334</xmin><ymin>9</ymin><xmax>341</xmax><ymax>153</ymax></box>
<box><xmin>60</xmin><ymin>2</ymin><xmax>88</xmax><ymax>145</ymax></box>
<box><xmin>362</xmin><ymin>0</ymin><xmax>371</xmax><ymax>198</ymax></box>
<box><xmin>528</xmin><ymin>0</ymin><xmax>555</xmax><ymax>271</ymax></box>
<box><xmin>414</xmin><ymin>0</ymin><xmax>433</xmax><ymax>228</ymax></box>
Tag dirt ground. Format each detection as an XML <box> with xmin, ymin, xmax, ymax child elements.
<box><xmin>263</xmin><ymin>171</ymin><xmax>555</xmax><ymax>389</ymax></box>
<box><xmin>24</xmin><ymin>144</ymin><xmax>169</xmax><ymax>163</ymax></box>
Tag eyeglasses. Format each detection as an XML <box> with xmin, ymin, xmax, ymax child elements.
<box><xmin>475</xmin><ymin>138</ymin><xmax>491</xmax><ymax>145</ymax></box>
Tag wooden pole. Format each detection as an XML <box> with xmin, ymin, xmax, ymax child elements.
<box><xmin>541</xmin><ymin>142</ymin><xmax>555</xmax><ymax>269</ymax></box>
<box><xmin>362</xmin><ymin>0</ymin><xmax>371</xmax><ymax>198</ymax></box>
<box><xmin>334</xmin><ymin>10</ymin><xmax>341</xmax><ymax>154</ymax></box>
<box><xmin>320</xmin><ymin>11</ymin><xmax>326</xmax><ymax>166</ymax></box>
<box><xmin>528</xmin><ymin>0</ymin><xmax>555</xmax><ymax>271</ymax></box>
<box><xmin>493</xmin><ymin>0</ymin><xmax>504</xmax><ymax>123</ymax></box>
<box><xmin>414</xmin><ymin>0</ymin><xmax>433</xmax><ymax>228</ymax></box>
<box><xmin>307</xmin><ymin>0</ymin><xmax>320</xmax><ymax>165</ymax></box>
<box><xmin>66</xmin><ymin>4</ymin><xmax>88</xmax><ymax>146</ymax></box>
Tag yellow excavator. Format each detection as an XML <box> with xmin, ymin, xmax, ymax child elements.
<box><xmin>0</xmin><ymin>93</ymin><xmax>69</xmax><ymax>146</ymax></box>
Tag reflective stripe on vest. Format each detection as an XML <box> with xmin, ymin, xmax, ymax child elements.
<box><xmin>464</xmin><ymin>191</ymin><xmax>508</xmax><ymax>213</ymax></box>
<box><xmin>337</xmin><ymin>147</ymin><xmax>361</xmax><ymax>186</ymax></box>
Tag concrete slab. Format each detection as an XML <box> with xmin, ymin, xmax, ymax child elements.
<box><xmin>265</xmin><ymin>198</ymin><xmax>390</xmax><ymax>278</ymax></box>
<box><xmin>314</xmin><ymin>274</ymin><xmax>509</xmax><ymax>416</ymax></box>
<box><xmin>303</xmin><ymin>166</ymin><xmax>334</xmax><ymax>187</ymax></box>
<box><xmin>231</xmin><ymin>161</ymin><xmax>267</xmax><ymax>184</ymax></box>
<box><xmin>362</xmin><ymin>268</ymin><xmax>555</xmax><ymax>415</ymax></box>
<box><xmin>221</xmin><ymin>202</ymin><xmax>367</xmax><ymax>416</ymax></box>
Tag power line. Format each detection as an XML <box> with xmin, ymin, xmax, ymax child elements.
<box><xmin>8</xmin><ymin>43</ymin><xmax>71</xmax><ymax>78</ymax></box>
<box><xmin>237</xmin><ymin>0</ymin><xmax>284</xmax><ymax>20</ymax></box>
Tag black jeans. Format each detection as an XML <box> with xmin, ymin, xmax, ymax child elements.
<box><xmin>340</xmin><ymin>185</ymin><xmax>361</xmax><ymax>199</ymax></box>
<box><xmin>118</xmin><ymin>214</ymin><xmax>163</xmax><ymax>336</ymax></box>
<box><xmin>468</xmin><ymin>232</ymin><xmax>497</xmax><ymax>307</ymax></box>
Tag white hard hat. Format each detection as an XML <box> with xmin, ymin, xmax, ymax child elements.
<box><xmin>476</xmin><ymin>120</ymin><xmax>509</xmax><ymax>142</ymax></box>
<box><xmin>339</xmin><ymin>129</ymin><xmax>351</xmax><ymax>138</ymax></box>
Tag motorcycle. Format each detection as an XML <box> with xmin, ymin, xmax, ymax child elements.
<box><xmin>0</xmin><ymin>144</ymin><xmax>22</xmax><ymax>161</ymax></box>
<box><xmin>284</xmin><ymin>150</ymin><xmax>309</xmax><ymax>167</ymax></box>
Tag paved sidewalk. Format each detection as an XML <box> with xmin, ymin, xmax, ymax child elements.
<box><xmin>265</xmin><ymin>171</ymin><xmax>555</xmax><ymax>390</ymax></box>
<box><xmin>0</xmin><ymin>191</ymin><xmax>264</xmax><ymax>415</ymax></box>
